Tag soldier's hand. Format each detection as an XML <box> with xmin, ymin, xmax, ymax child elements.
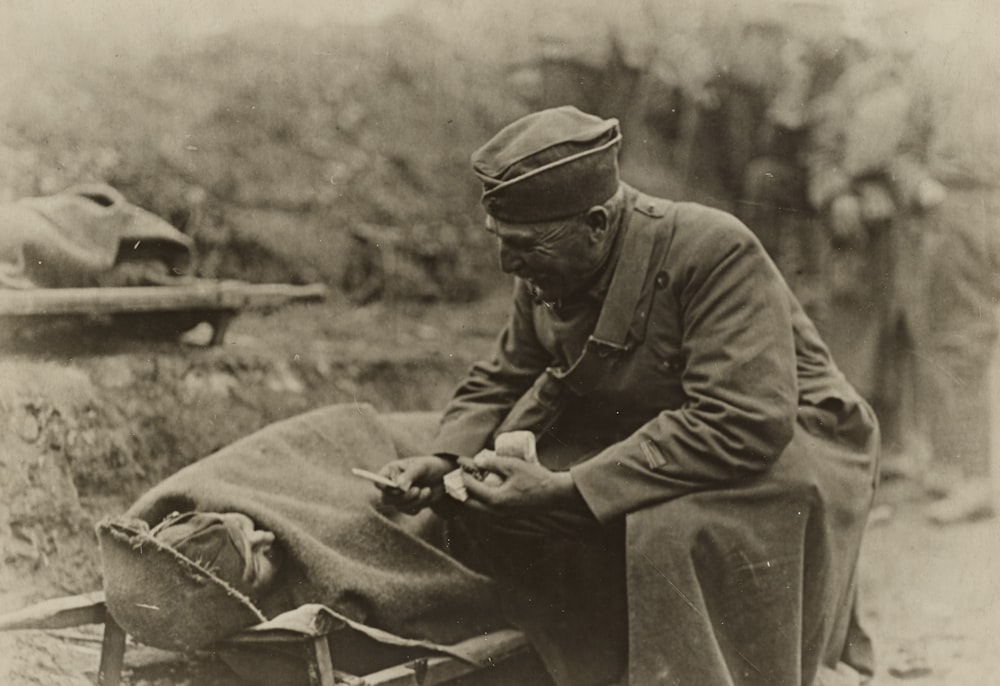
<box><xmin>377</xmin><ymin>455</ymin><xmax>452</xmax><ymax>514</ymax></box>
<box><xmin>460</xmin><ymin>452</ymin><xmax>578</xmax><ymax>515</ymax></box>
<box><xmin>828</xmin><ymin>194</ymin><xmax>865</xmax><ymax>246</ymax></box>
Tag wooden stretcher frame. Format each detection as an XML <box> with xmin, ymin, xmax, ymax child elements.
<box><xmin>0</xmin><ymin>282</ymin><xmax>328</xmax><ymax>345</ymax></box>
<box><xmin>0</xmin><ymin>592</ymin><xmax>533</xmax><ymax>686</ymax></box>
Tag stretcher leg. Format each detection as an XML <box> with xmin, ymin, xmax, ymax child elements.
<box><xmin>97</xmin><ymin>616</ymin><xmax>126</xmax><ymax>686</ymax></box>
<box><xmin>309</xmin><ymin>635</ymin><xmax>337</xmax><ymax>686</ymax></box>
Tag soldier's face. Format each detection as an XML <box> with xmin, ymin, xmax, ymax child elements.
<box><xmin>152</xmin><ymin>511</ymin><xmax>280</xmax><ymax>597</ymax></box>
<box><xmin>486</xmin><ymin>214</ymin><xmax>608</xmax><ymax>301</ymax></box>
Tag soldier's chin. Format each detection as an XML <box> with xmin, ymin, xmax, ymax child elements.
<box><xmin>527</xmin><ymin>278</ymin><xmax>559</xmax><ymax>301</ymax></box>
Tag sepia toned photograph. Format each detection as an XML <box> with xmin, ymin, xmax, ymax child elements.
<box><xmin>0</xmin><ymin>1</ymin><xmax>997</xmax><ymax>684</ymax></box>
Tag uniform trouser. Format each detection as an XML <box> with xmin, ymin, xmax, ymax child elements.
<box><xmin>449</xmin><ymin>505</ymin><xmax>629</xmax><ymax>686</ymax></box>
<box><xmin>626</xmin><ymin>416</ymin><xmax>878</xmax><ymax>686</ymax></box>
<box><xmin>452</xmin><ymin>413</ymin><xmax>880</xmax><ymax>686</ymax></box>
<box><xmin>916</xmin><ymin>187</ymin><xmax>1000</xmax><ymax>477</ymax></box>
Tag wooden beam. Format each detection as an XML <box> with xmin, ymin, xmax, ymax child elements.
<box><xmin>362</xmin><ymin>630</ymin><xmax>532</xmax><ymax>686</ymax></box>
<box><xmin>0</xmin><ymin>592</ymin><xmax>106</xmax><ymax>631</ymax></box>
<box><xmin>0</xmin><ymin>282</ymin><xmax>328</xmax><ymax>316</ymax></box>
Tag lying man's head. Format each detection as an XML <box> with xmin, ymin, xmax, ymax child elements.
<box><xmin>150</xmin><ymin>511</ymin><xmax>279</xmax><ymax>597</ymax></box>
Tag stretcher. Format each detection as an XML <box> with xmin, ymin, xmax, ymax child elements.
<box><xmin>0</xmin><ymin>592</ymin><xmax>540</xmax><ymax>686</ymax></box>
<box><xmin>0</xmin><ymin>281</ymin><xmax>328</xmax><ymax>345</ymax></box>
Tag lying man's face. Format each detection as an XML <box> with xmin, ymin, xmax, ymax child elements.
<box><xmin>151</xmin><ymin>511</ymin><xmax>279</xmax><ymax>597</ymax></box>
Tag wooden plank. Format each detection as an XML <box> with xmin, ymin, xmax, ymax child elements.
<box><xmin>0</xmin><ymin>592</ymin><xmax>532</xmax><ymax>686</ymax></box>
<box><xmin>0</xmin><ymin>282</ymin><xmax>327</xmax><ymax>316</ymax></box>
<box><xmin>363</xmin><ymin>630</ymin><xmax>532</xmax><ymax>686</ymax></box>
<box><xmin>0</xmin><ymin>592</ymin><xmax>106</xmax><ymax>631</ymax></box>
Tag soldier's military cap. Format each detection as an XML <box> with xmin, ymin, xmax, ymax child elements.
<box><xmin>471</xmin><ymin>106</ymin><xmax>622</xmax><ymax>223</ymax></box>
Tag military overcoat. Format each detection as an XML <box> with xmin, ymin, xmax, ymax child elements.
<box><xmin>432</xmin><ymin>183</ymin><xmax>879</xmax><ymax>685</ymax></box>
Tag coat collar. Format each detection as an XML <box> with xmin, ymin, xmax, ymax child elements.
<box><xmin>589</xmin><ymin>184</ymin><xmax>676</xmax><ymax>350</ymax></box>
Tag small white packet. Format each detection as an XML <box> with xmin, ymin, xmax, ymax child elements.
<box><xmin>494</xmin><ymin>431</ymin><xmax>538</xmax><ymax>463</ymax></box>
<box><xmin>443</xmin><ymin>468</ymin><xmax>469</xmax><ymax>502</ymax></box>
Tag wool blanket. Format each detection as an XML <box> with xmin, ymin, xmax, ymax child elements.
<box><xmin>126</xmin><ymin>403</ymin><xmax>507</xmax><ymax>662</ymax></box>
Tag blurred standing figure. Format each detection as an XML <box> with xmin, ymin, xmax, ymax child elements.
<box><xmin>904</xmin><ymin>5</ymin><xmax>1000</xmax><ymax>524</ymax></box>
<box><xmin>720</xmin><ymin>1</ymin><xmax>856</xmax><ymax>326</ymax></box>
<box><xmin>803</xmin><ymin>27</ymin><xmax>945</xmax><ymax>464</ymax></box>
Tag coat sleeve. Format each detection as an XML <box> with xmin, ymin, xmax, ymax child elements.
<box><xmin>431</xmin><ymin>281</ymin><xmax>552</xmax><ymax>458</ymax></box>
<box><xmin>571</xmin><ymin>211</ymin><xmax>799</xmax><ymax>522</ymax></box>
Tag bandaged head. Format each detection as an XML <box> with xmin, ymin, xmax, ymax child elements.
<box><xmin>150</xmin><ymin>511</ymin><xmax>278</xmax><ymax>596</ymax></box>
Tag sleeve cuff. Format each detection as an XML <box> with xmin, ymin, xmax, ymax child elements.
<box><xmin>569</xmin><ymin>458</ymin><xmax>630</xmax><ymax>525</ymax></box>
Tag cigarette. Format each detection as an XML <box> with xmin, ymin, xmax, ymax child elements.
<box><xmin>351</xmin><ymin>468</ymin><xmax>402</xmax><ymax>490</ymax></box>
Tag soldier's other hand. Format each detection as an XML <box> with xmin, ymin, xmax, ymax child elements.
<box><xmin>828</xmin><ymin>194</ymin><xmax>865</xmax><ymax>246</ymax></box>
<box><xmin>460</xmin><ymin>453</ymin><xmax>577</xmax><ymax>515</ymax></box>
<box><xmin>377</xmin><ymin>455</ymin><xmax>452</xmax><ymax>514</ymax></box>
<box><xmin>457</xmin><ymin>452</ymin><xmax>504</xmax><ymax>487</ymax></box>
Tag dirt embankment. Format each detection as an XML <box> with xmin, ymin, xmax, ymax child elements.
<box><xmin>0</xmin><ymin>295</ymin><xmax>506</xmax><ymax>614</ymax></box>
<box><xmin>2</xmin><ymin>10</ymin><xmax>525</xmax><ymax>303</ymax></box>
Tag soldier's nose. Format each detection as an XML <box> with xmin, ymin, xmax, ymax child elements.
<box><xmin>499</xmin><ymin>245</ymin><xmax>523</xmax><ymax>274</ymax></box>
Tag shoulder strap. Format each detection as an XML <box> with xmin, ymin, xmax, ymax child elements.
<box><xmin>590</xmin><ymin>207</ymin><xmax>657</xmax><ymax>349</ymax></box>
<box><xmin>554</xmin><ymin>192</ymin><xmax>677</xmax><ymax>394</ymax></box>
<box><xmin>493</xmin><ymin>191</ymin><xmax>677</xmax><ymax>439</ymax></box>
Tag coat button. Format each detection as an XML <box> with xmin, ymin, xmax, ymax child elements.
<box><xmin>655</xmin><ymin>271</ymin><xmax>669</xmax><ymax>289</ymax></box>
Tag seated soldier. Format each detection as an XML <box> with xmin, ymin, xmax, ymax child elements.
<box><xmin>376</xmin><ymin>106</ymin><xmax>879</xmax><ymax>686</ymax></box>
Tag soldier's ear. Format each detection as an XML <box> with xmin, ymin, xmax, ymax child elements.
<box><xmin>584</xmin><ymin>205</ymin><xmax>609</xmax><ymax>242</ymax></box>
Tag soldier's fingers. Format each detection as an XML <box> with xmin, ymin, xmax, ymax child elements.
<box><xmin>385</xmin><ymin>485</ymin><xmax>421</xmax><ymax>506</ymax></box>
<box><xmin>379</xmin><ymin>463</ymin><xmax>415</xmax><ymax>492</ymax></box>
<box><xmin>456</xmin><ymin>456</ymin><xmax>478</xmax><ymax>472</ymax></box>
<box><xmin>473</xmin><ymin>453</ymin><xmax>522</xmax><ymax>476</ymax></box>
<box><xmin>462</xmin><ymin>474</ymin><xmax>501</xmax><ymax>505</ymax></box>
